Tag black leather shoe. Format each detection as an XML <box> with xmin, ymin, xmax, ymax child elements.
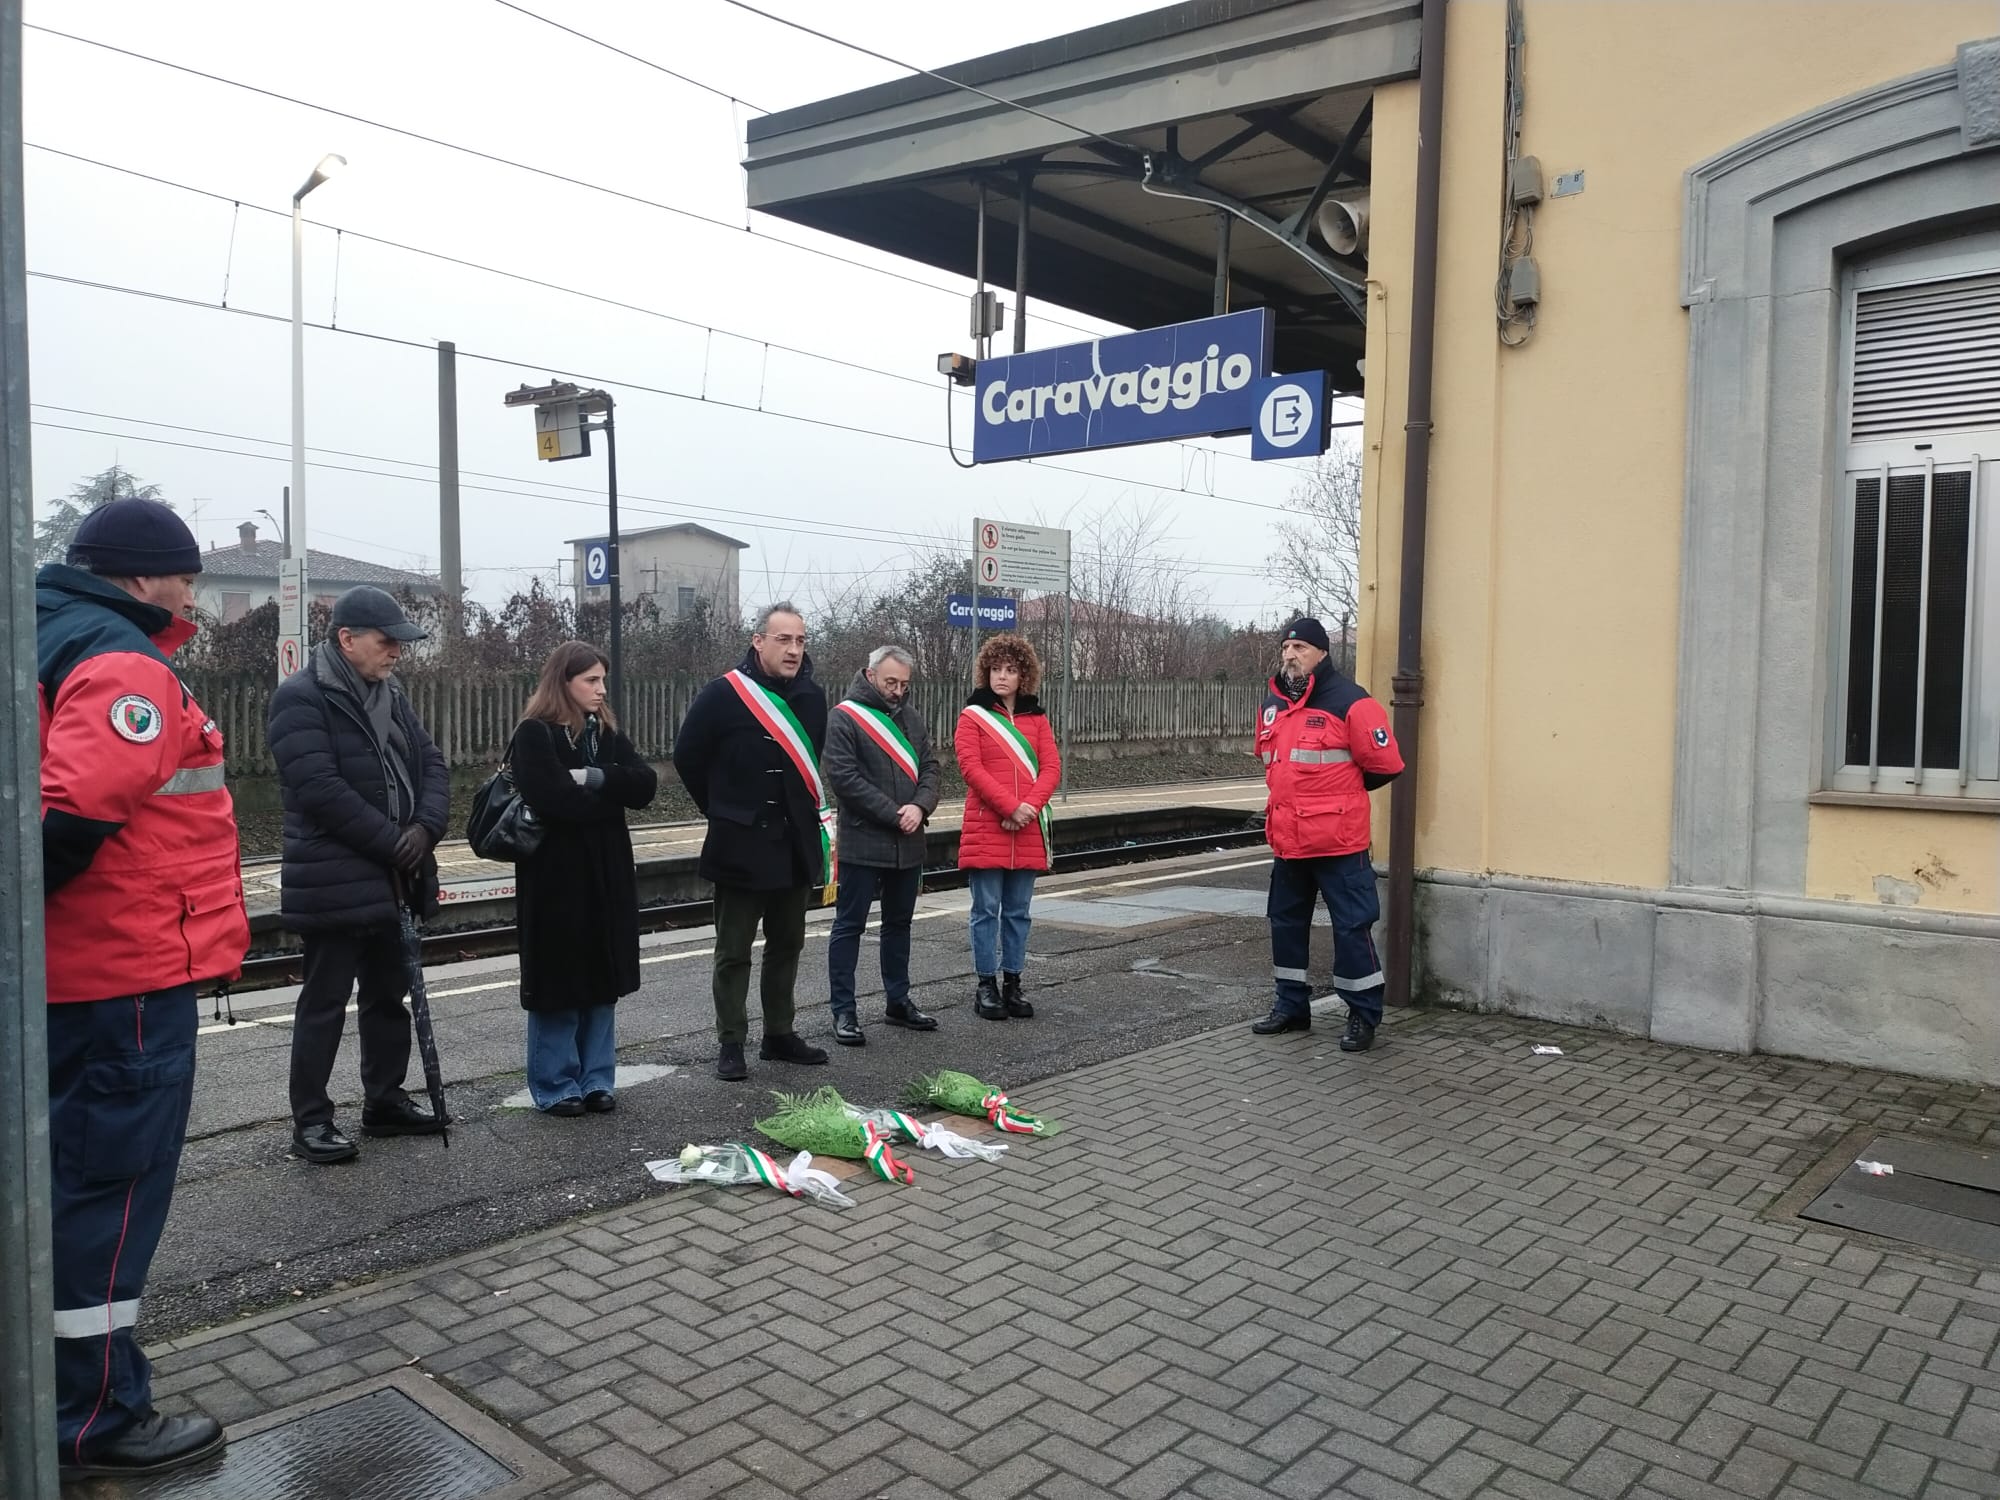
<box><xmin>60</xmin><ymin>1409</ymin><xmax>225</xmax><ymax>1480</ymax></box>
<box><xmin>974</xmin><ymin>976</ymin><xmax>1007</xmax><ymax>1020</ymax></box>
<box><xmin>584</xmin><ymin>1090</ymin><xmax>616</xmax><ymax>1113</ymax></box>
<box><xmin>760</xmin><ymin>1032</ymin><xmax>829</xmax><ymax>1065</ymax></box>
<box><xmin>360</xmin><ymin>1096</ymin><xmax>446</xmax><ymax>1136</ymax></box>
<box><xmin>1339</xmin><ymin>1015</ymin><xmax>1378</xmax><ymax>1053</ymax></box>
<box><xmin>833</xmin><ymin>1013</ymin><xmax>866</xmax><ymax>1046</ymax></box>
<box><xmin>1250</xmin><ymin>1010</ymin><xmax>1311</xmax><ymax>1035</ymax></box>
<box><xmin>716</xmin><ymin>1042</ymin><xmax>748</xmax><ymax>1081</ymax></box>
<box><xmin>291</xmin><ymin>1122</ymin><xmax>359</xmax><ymax>1164</ymax></box>
<box><xmin>1000</xmin><ymin>973</ymin><xmax>1034</xmax><ymax>1020</ymax></box>
<box><xmin>546</xmin><ymin>1097</ymin><xmax>585</xmax><ymax>1117</ymax></box>
<box><xmin>884</xmin><ymin>1005</ymin><xmax>939</xmax><ymax>1031</ymax></box>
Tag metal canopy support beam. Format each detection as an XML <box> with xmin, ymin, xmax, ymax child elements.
<box><xmin>1288</xmin><ymin>96</ymin><xmax>1374</xmax><ymax>239</ymax></box>
<box><xmin>1</xmin><ymin>1</ymin><xmax>59</xmax><ymax>1494</ymax></box>
<box><xmin>1138</xmin><ymin>161</ymin><xmax>1368</xmax><ymax>321</ymax></box>
<box><xmin>976</xmin><ymin>170</ymin><xmax>1344</xmax><ymax>326</ymax></box>
<box><xmin>1238</xmin><ymin>107</ymin><xmax>1369</xmax><ymax>181</ymax></box>
<box><xmin>1187</xmin><ymin>98</ymin><xmax>1311</xmax><ymax>175</ymax></box>
<box><xmin>1213</xmin><ymin>210</ymin><xmax>1231</xmax><ymax>316</ymax></box>
<box><xmin>1013</xmin><ymin>167</ymin><xmax>1030</xmax><ymax>354</ymax></box>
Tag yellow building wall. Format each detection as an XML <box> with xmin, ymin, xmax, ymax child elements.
<box><xmin>1360</xmin><ymin>0</ymin><xmax>2000</xmax><ymax>913</ymax></box>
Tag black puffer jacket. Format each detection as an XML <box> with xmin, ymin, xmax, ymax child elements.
<box><xmin>268</xmin><ymin>657</ymin><xmax>449</xmax><ymax>933</ymax></box>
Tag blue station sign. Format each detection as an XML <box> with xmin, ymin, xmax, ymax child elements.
<box><xmin>973</xmin><ymin>309</ymin><xmax>1275</xmax><ymax>463</ymax></box>
<box><xmin>947</xmin><ymin>593</ymin><xmax>1019</xmax><ymax>629</ymax></box>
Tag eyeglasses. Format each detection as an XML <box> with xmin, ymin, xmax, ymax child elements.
<box><xmin>760</xmin><ymin>632</ymin><xmax>807</xmax><ymax>647</ymax></box>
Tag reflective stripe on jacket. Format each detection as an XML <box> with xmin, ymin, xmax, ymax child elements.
<box><xmin>1255</xmin><ymin>668</ymin><xmax>1403</xmax><ymax>860</ymax></box>
<box><xmin>36</xmin><ymin>565</ymin><xmax>248</xmax><ymax>1005</ymax></box>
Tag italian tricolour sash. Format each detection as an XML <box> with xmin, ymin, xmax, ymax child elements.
<box><xmin>959</xmin><ymin>704</ymin><xmax>1054</xmax><ymax>865</ymax></box>
<box><xmin>834</xmin><ymin>700</ymin><xmax>918</xmax><ymax>783</ymax></box>
<box><xmin>725</xmin><ymin>670</ymin><xmax>837</xmax><ymax>902</ymax></box>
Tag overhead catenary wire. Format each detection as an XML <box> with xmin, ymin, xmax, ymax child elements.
<box><xmin>20</xmin><ymin>22</ymin><xmax>1116</xmax><ymax>344</ymax></box>
<box><xmin>486</xmin><ymin>0</ymin><xmax>767</xmax><ymax>112</ymax></box>
<box><xmin>27</xmin><ymin>268</ymin><xmax>1333</xmax><ymax>516</ymax></box>
<box><xmin>25</xmin><ymin>142</ymin><xmax>1361</xmax><ymax>458</ymax></box>
<box><xmin>712</xmin><ymin>0</ymin><xmax>1141</xmax><ymax>157</ymax></box>
<box><xmin>31</xmin><ymin>405</ymin><xmax>966</xmax><ymax>553</ymax></box>
<box><xmin>30</xmin><ymin>408</ymin><xmax>1291</xmax><ymax>582</ymax></box>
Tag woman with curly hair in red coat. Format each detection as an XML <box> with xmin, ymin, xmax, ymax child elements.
<box><xmin>955</xmin><ymin>634</ymin><xmax>1062</xmax><ymax>1020</ymax></box>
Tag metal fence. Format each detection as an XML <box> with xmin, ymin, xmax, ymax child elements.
<box><xmin>188</xmin><ymin>671</ymin><xmax>1268</xmax><ymax>775</ymax></box>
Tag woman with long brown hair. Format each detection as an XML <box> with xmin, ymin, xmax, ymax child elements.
<box><xmin>510</xmin><ymin>642</ymin><xmax>658</xmax><ymax>1114</ymax></box>
<box><xmin>954</xmin><ymin>634</ymin><xmax>1061</xmax><ymax>1020</ymax></box>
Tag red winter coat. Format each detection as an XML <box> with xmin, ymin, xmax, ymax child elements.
<box><xmin>1256</xmin><ymin>668</ymin><xmax>1403</xmax><ymax>860</ymax></box>
<box><xmin>36</xmin><ymin>566</ymin><xmax>249</xmax><ymax>1005</ymax></box>
<box><xmin>954</xmin><ymin>689</ymin><xmax>1061</xmax><ymax>871</ymax></box>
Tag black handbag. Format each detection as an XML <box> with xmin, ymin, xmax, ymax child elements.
<box><xmin>466</xmin><ymin>746</ymin><xmax>542</xmax><ymax>862</ymax></box>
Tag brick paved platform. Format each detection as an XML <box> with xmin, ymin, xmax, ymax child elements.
<box><xmin>145</xmin><ymin>1007</ymin><xmax>2000</xmax><ymax>1500</ymax></box>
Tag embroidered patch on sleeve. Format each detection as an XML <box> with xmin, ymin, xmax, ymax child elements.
<box><xmin>110</xmin><ymin>695</ymin><xmax>163</xmax><ymax>743</ymax></box>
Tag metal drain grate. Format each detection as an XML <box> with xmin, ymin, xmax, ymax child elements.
<box><xmin>60</xmin><ymin>1371</ymin><xmax>566</xmax><ymax>1500</ymax></box>
<box><xmin>1799</xmin><ymin>1134</ymin><xmax>2000</xmax><ymax>1263</ymax></box>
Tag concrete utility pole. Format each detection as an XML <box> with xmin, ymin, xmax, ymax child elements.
<box><xmin>2</xmin><ymin>1</ymin><xmax>61</xmax><ymax>1491</ymax></box>
<box><xmin>437</xmin><ymin>341</ymin><xmax>461</xmax><ymax>639</ymax></box>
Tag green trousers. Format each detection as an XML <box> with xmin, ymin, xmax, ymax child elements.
<box><xmin>711</xmin><ymin>883</ymin><xmax>810</xmax><ymax>1044</ymax></box>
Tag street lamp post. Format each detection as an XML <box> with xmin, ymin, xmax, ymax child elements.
<box><xmin>258</xmin><ymin>505</ymin><xmax>287</xmax><ymax>557</ymax></box>
<box><xmin>286</xmin><ymin>153</ymin><xmax>343</xmax><ymax>678</ymax></box>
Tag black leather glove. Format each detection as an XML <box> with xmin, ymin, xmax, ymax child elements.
<box><xmin>393</xmin><ymin>824</ymin><xmax>435</xmax><ymax>872</ymax></box>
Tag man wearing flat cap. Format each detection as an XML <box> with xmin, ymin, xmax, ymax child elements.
<box><xmin>268</xmin><ymin>586</ymin><xmax>449</xmax><ymax>1162</ymax></box>
<box><xmin>1252</xmin><ymin>616</ymin><xmax>1403</xmax><ymax>1052</ymax></box>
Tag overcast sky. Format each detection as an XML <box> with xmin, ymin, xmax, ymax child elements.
<box><xmin>21</xmin><ymin>1</ymin><xmax>1357</xmax><ymax>622</ymax></box>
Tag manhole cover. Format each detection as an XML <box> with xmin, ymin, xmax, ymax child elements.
<box><xmin>58</xmin><ymin>1370</ymin><xmax>566</xmax><ymax>1500</ymax></box>
<box><xmin>1799</xmin><ymin>1135</ymin><xmax>2000</xmax><ymax>1263</ymax></box>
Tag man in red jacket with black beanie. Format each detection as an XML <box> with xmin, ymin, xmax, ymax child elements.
<box><xmin>1252</xmin><ymin>616</ymin><xmax>1403</xmax><ymax>1051</ymax></box>
<box><xmin>36</xmin><ymin>497</ymin><xmax>247</xmax><ymax>1480</ymax></box>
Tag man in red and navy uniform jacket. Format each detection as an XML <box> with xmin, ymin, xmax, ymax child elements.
<box><xmin>36</xmin><ymin>498</ymin><xmax>246</xmax><ymax>1481</ymax></box>
<box><xmin>1251</xmin><ymin>616</ymin><xmax>1403</xmax><ymax>1051</ymax></box>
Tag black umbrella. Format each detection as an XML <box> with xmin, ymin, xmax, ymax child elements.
<box><xmin>392</xmin><ymin>872</ymin><xmax>451</xmax><ymax>1148</ymax></box>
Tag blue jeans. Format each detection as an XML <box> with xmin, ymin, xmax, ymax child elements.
<box><xmin>526</xmin><ymin>1005</ymin><xmax>617</xmax><ymax>1108</ymax></box>
<box><xmin>1269</xmin><ymin>852</ymin><xmax>1385</xmax><ymax>1026</ymax></box>
<box><xmin>967</xmin><ymin>868</ymin><xmax>1037</xmax><ymax>977</ymax></box>
<box><xmin>828</xmin><ymin>864</ymin><xmax>922</xmax><ymax>1018</ymax></box>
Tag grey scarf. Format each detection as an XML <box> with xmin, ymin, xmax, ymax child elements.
<box><xmin>315</xmin><ymin>640</ymin><xmax>416</xmax><ymax>822</ymax></box>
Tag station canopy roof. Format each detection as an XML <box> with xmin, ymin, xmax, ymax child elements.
<box><xmin>742</xmin><ymin>0</ymin><xmax>1422</xmax><ymax>391</ymax></box>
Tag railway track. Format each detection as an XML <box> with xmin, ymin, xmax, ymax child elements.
<box><xmin>224</xmin><ymin>823</ymin><xmax>1269</xmax><ymax>994</ymax></box>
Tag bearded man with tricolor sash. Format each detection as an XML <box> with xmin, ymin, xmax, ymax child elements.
<box><xmin>820</xmin><ymin>644</ymin><xmax>943</xmax><ymax>1047</ymax></box>
<box><xmin>672</xmin><ymin>602</ymin><xmax>833</xmax><ymax>1081</ymax></box>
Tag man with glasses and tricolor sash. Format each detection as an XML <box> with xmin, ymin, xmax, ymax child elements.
<box><xmin>821</xmin><ymin>644</ymin><xmax>943</xmax><ymax>1047</ymax></box>
<box><xmin>673</xmin><ymin>602</ymin><xmax>834</xmax><ymax>1081</ymax></box>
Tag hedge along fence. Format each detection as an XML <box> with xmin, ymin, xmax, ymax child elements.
<box><xmin>188</xmin><ymin>672</ymin><xmax>1269</xmax><ymax>777</ymax></box>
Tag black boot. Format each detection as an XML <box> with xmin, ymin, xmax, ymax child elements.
<box><xmin>760</xmin><ymin>1032</ymin><xmax>829</xmax><ymax>1065</ymax></box>
<box><xmin>1001</xmin><ymin>972</ymin><xmax>1034</xmax><ymax>1019</ymax></box>
<box><xmin>716</xmin><ymin>1041</ymin><xmax>748</xmax><ymax>1081</ymax></box>
<box><xmin>1250</xmin><ymin>1009</ymin><xmax>1311</xmax><ymax>1035</ymax></box>
<box><xmin>1339</xmin><ymin>1014</ymin><xmax>1378</xmax><ymax>1052</ymax></box>
<box><xmin>974</xmin><ymin>976</ymin><xmax>1008</xmax><ymax>1020</ymax></box>
<box><xmin>60</xmin><ymin>1410</ymin><xmax>225</xmax><ymax>1480</ymax></box>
